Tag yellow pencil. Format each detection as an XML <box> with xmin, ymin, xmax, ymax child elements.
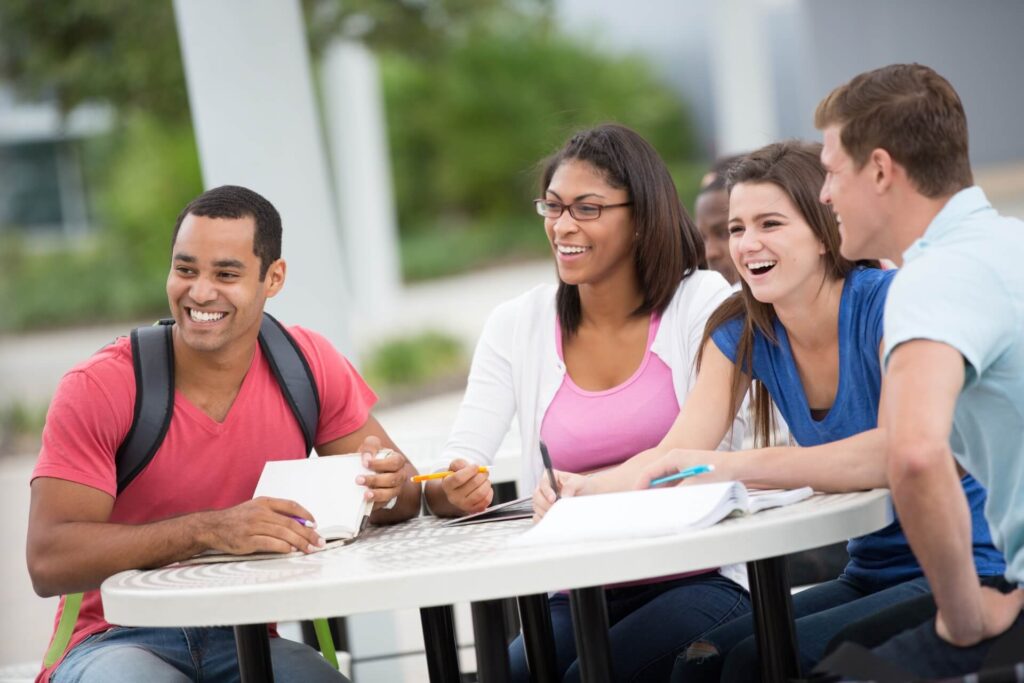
<box><xmin>410</xmin><ymin>467</ymin><xmax>489</xmax><ymax>483</ymax></box>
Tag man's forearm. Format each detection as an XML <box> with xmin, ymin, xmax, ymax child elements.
<box><xmin>889</xmin><ymin>438</ymin><xmax>983</xmax><ymax>643</ymax></box>
<box><xmin>29</xmin><ymin>512</ymin><xmax>214</xmax><ymax>597</ymax></box>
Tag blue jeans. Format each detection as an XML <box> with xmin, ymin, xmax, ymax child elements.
<box><xmin>671</xmin><ymin>574</ymin><xmax>930</xmax><ymax>683</ymax></box>
<box><xmin>52</xmin><ymin>626</ymin><xmax>347</xmax><ymax>683</ymax></box>
<box><xmin>508</xmin><ymin>572</ymin><xmax>750</xmax><ymax>683</ymax></box>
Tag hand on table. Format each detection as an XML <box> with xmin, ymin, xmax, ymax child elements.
<box><xmin>440</xmin><ymin>458</ymin><xmax>493</xmax><ymax>514</ymax></box>
<box><xmin>355</xmin><ymin>436</ymin><xmax>409</xmax><ymax>510</ymax></box>
<box><xmin>935</xmin><ymin>586</ymin><xmax>1024</xmax><ymax>646</ymax></box>
<box><xmin>532</xmin><ymin>470</ymin><xmax>588</xmax><ymax>522</ymax></box>
<box><xmin>637</xmin><ymin>449</ymin><xmax>726</xmax><ymax>490</ymax></box>
<box><xmin>202</xmin><ymin>497</ymin><xmax>325</xmax><ymax>555</ymax></box>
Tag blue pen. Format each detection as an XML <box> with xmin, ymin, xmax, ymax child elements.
<box><xmin>649</xmin><ymin>464</ymin><xmax>715</xmax><ymax>487</ymax></box>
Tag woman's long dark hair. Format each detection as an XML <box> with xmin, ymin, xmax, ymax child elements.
<box><xmin>697</xmin><ymin>140</ymin><xmax>880</xmax><ymax>446</ymax></box>
<box><xmin>540</xmin><ymin>124</ymin><xmax>706</xmax><ymax>335</ymax></box>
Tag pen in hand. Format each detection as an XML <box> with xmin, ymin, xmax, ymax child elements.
<box><xmin>539</xmin><ymin>440</ymin><xmax>561</xmax><ymax>501</ymax></box>
<box><xmin>410</xmin><ymin>467</ymin><xmax>489</xmax><ymax>483</ymax></box>
<box><xmin>288</xmin><ymin>515</ymin><xmax>316</xmax><ymax>528</ymax></box>
<box><xmin>649</xmin><ymin>464</ymin><xmax>715</xmax><ymax>488</ymax></box>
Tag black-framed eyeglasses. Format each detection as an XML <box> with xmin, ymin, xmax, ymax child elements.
<box><xmin>533</xmin><ymin>198</ymin><xmax>633</xmax><ymax>221</ymax></box>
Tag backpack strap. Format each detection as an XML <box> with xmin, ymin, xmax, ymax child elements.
<box><xmin>115</xmin><ymin>321</ymin><xmax>175</xmax><ymax>494</ymax></box>
<box><xmin>258</xmin><ymin>312</ymin><xmax>321</xmax><ymax>455</ymax></box>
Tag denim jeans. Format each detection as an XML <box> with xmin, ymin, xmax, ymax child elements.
<box><xmin>52</xmin><ymin>626</ymin><xmax>347</xmax><ymax>683</ymax></box>
<box><xmin>508</xmin><ymin>572</ymin><xmax>750</xmax><ymax>683</ymax></box>
<box><xmin>671</xmin><ymin>574</ymin><xmax>930</xmax><ymax>683</ymax></box>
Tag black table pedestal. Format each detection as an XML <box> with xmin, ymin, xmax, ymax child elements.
<box><xmin>517</xmin><ymin>593</ymin><xmax>558</xmax><ymax>682</ymax></box>
<box><xmin>569</xmin><ymin>586</ymin><xmax>613</xmax><ymax>683</ymax></box>
<box><xmin>234</xmin><ymin>623</ymin><xmax>274</xmax><ymax>683</ymax></box>
<box><xmin>471</xmin><ymin>599</ymin><xmax>512</xmax><ymax>682</ymax></box>
<box><xmin>748</xmin><ymin>556</ymin><xmax>799</xmax><ymax>683</ymax></box>
<box><xmin>420</xmin><ymin>604</ymin><xmax>462</xmax><ymax>683</ymax></box>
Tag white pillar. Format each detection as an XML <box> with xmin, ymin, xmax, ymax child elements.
<box><xmin>321</xmin><ymin>40</ymin><xmax>402</xmax><ymax>320</ymax></box>
<box><xmin>709</xmin><ymin>0</ymin><xmax>779</xmax><ymax>155</ymax></box>
<box><xmin>172</xmin><ymin>0</ymin><xmax>351</xmax><ymax>355</ymax></box>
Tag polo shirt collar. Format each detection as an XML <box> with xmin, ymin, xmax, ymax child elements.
<box><xmin>902</xmin><ymin>186</ymin><xmax>993</xmax><ymax>262</ymax></box>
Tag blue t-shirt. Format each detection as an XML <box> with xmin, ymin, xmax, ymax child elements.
<box><xmin>713</xmin><ymin>266</ymin><xmax>1004</xmax><ymax>590</ymax></box>
<box><xmin>885</xmin><ymin>187</ymin><xmax>1024</xmax><ymax>586</ymax></box>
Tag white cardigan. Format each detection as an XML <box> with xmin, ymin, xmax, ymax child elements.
<box><xmin>444</xmin><ymin>270</ymin><xmax>747</xmax><ymax>490</ymax></box>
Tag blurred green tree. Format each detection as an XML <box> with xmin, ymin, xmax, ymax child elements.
<box><xmin>0</xmin><ymin>0</ymin><xmax>188</xmax><ymax>122</ymax></box>
<box><xmin>0</xmin><ymin>0</ymin><xmax>700</xmax><ymax>327</ymax></box>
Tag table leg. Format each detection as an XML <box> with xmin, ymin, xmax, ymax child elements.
<box><xmin>233</xmin><ymin>624</ymin><xmax>275</xmax><ymax>683</ymax></box>
<box><xmin>471</xmin><ymin>599</ymin><xmax>511</xmax><ymax>682</ymax></box>
<box><xmin>419</xmin><ymin>605</ymin><xmax>462</xmax><ymax>683</ymax></box>
<box><xmin>516</xmin><ymin>594</ymin><xmax>558</xmax><ymax>683</ymax></box>
<box><xmin>568</xmin><ymin>586</ymin><xmax>613</xmax><ymax>683</ymax></box>
<box><xmin>748</xmin><ymin>557</ymin><xmax>799</xmax><ymax>683</ymax></box>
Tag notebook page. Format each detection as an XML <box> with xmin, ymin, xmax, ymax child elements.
<box><xmin>253</xmin><ymin>455</ymin><xmax>372</xmax><ymax>539</ymax></box>
<box><xmin>510</xmin><ymin>481</ymin><xmax>746</xmax><ymax>547</ymax></box>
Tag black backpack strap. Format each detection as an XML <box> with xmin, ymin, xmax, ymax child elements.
<box><xmin>116</xmin><ymin>321</ymin><xmax>175</xmax><ymax>494</ymax></box>
<box><xmin>259</xmin><ymin>312</ymin><xmax>321</xmax><ymax>454</ymax></box>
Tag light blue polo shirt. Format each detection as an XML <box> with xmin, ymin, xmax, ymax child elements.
<box><xmin>884</xmin><ymin>186</ymin><xmax>1024</xmax><ymax>586</ymax></box>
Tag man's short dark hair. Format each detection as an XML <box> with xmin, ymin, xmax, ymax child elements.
<box><xmin>172</xmin><ymin>185</ymin><xmax>282</xmax><ymax>280</ymax></box>
<box><xmin>815</xmin><ymin>63</ymin><xmax>973</xmax><ymax>198</ymax></box>
<box><xmin>699</xmin><ymin>154</ymin><xmax>746</xmax><ymax>194</ymax></box>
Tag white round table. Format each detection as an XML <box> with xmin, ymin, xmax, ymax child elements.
<box><xmin>102</xmin><ymin>489</ymin><xmax>893</xmax><ymax>682</ymax></box>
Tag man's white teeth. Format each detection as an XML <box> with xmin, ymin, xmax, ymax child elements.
<box><xmin>747</xmin><ymin>261</ymin><xmax>777</xmax><ymax>270</ymax></box>
<box><xmin>190</xmin><ymin>309</ymin><xmax>226</xmax><ymax>322</ymax></box>
<box><xmin>558</xmin><ymin>245</ymin><xmax>588</xmax><ymax>254</ymax></box>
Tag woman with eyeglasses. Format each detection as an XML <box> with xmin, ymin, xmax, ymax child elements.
<box><xmin>424</xmin><ymin>124</ymin><xmax>751</xmax><ymax>681</ymax></box>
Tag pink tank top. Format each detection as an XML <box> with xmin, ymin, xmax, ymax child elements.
<box><xmin>541</xmin><ymin>313</ymin><xmax>680</xmax><ymax>472</ymax></box>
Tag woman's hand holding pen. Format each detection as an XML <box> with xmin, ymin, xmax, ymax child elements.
<box><xmin>638</xmin><ymin>449</ymin><xmax>727</xmax><ymax>489</ymax></box>
<box><xmin>439</xmin><ymin>458</ymin><xmax>493</xmax><ymax>514</ymax></box>
<box><xmin>532</xmin><ymin>470</ymin><xmax>588</xmax><ymax>522</ymax></box>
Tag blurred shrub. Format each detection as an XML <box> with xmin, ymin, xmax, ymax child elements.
<box><xmin>364</xmin><ymin>330</ymin><xmax>465</xmax><ymax>386</ymax></box>
<box><xmin>381</xmin><ymin>26</ymin><xmax>696</xmax><ymax>236</ymax></box>
<box><xmin>0</xmin><ymin>399</ymin><xmax>47</xmax><ymax>455</ymax></box>
<box><xmin>362</xmin><ymin>331</ymin><xmax>467</xmax><ymax>403</ymax></box>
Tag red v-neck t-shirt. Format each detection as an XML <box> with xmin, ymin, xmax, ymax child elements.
<box><xmin>32</xmin><ymin>325</ymin><xmax>376</xmax><ymax>681</ymax></box>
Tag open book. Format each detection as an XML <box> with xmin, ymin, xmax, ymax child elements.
<box><xmin>510</xmin><ymin>481</ymin><xmax>812</xmax><ymax>547</ymax></box>
<box><xmin>179</xmin><ymin>453</ymin><xmax>377</xmax><ymax>565</ymax></box>
<box><xmin>442</xmin><ymin>496</ymin><xmax>534</xmax><ymax>527</ymax></box>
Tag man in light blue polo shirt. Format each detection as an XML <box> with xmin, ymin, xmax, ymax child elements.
<box><xmin>815</xmin><ymin>63</ymin><xmax>1024</xmax><ymax>677</ymax></box>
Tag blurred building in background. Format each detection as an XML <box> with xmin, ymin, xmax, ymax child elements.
<box><xmin>0</xmin><ymin>88</ymin><xmax>110</xmax><ymax>241</ymax></box>
<box><xmin>557</xmin><ymin>0</ymin><xmax>1024</xmax><ymax>168</ymax></box>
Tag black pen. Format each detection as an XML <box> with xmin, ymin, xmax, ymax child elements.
<box><xmin>539</xmin><ymin>440</ymin><xmax>561</xmax><ymax>501</ymax></box>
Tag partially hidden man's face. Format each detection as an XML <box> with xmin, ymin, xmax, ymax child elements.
<box><xmin>166</xmin><ymin>214</ymin><xmax>284</xmax><ymax>354</ymax></box>
<box><xmin>695</xmin><ymin>188</ymin><xmax>739</xmax><ymax>285</ymax></box>
<box><xmin>819</xmin><ymin>125</ymin><xmax>885</xmax><ymax>261</ymax></box>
